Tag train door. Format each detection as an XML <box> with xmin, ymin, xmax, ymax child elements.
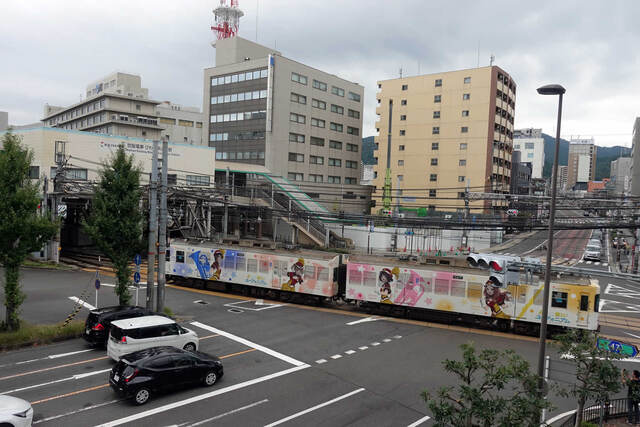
<box><xmin>577</xmin><ymin>294</ymin><xmax>589</xmax><ymax>327</ymax></box>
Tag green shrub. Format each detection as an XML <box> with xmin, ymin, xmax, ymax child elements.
<box><xmin>0</xmin><ymin>321</ymin><xmax>85</xmax><ymax>350</ymax></box>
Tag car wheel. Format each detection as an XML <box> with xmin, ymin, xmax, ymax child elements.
<box><xmin>183</xmin><ymin>343</ymin><xmax>196</xmax><ymax>352</ymax></box>
<box><xmin>204</xmin><ymin>370</ymin><xmax>217</xmax><ymax>386</ymax></box>
<box><xmin>134</xmin><ymin>387</ymin><xmax>151</xmax><ymax>405</ymax></box>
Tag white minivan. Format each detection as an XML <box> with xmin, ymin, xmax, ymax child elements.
<box><xmin>107</xmin><ymin>315</ymin><xmax>199</xmax><ymax>361</ymax></box>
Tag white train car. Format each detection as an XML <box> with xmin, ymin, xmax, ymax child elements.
<box><xmin>167</xmin><ymin>240</ymin><xmax>341</xmax><ymax>298</ymax></box>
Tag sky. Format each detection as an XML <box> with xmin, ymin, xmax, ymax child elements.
<box><xmin>1</xmin><ymin>0</ymin><xmax>638</xmax><ymax>147</ymax></box>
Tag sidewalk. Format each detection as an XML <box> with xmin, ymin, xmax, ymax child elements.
<box><xmin>610</xmin><ymin>229</ymin><xmax>635</xmax><ymax>274</ymax></box>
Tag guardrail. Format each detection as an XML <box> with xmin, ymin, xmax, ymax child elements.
<box><xmin>554</xmin><ymin>398</ymin><xmax>628</xmax><ymax>427</ymax></box>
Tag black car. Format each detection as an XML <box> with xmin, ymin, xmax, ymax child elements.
<box><xmin>109</xmin><ymin>346</ymin><xmax>223</xmax><ymax>405</ymax></box>
<box><xmin>84</xmin><ymin>306</ymin><xmax>159</xmax><ymax>345</ymax></box>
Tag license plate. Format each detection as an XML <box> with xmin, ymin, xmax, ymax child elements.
<box><xmin>113</xmin><ymin>374</ymin><xmax>119</xmax><ymax>382</ymax></box>
<box><xmin>85</xmin><ymin>328</ymin><xmax>90</xmax><ymax>334</ymax></box>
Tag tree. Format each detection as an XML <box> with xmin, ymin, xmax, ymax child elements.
<box><xmin>422</xmin><ymin>342</ymin><xmax>552</xmax><ymax>427</ymax></box>
<box><xmin>0</xmin><ymin>131</ymin><xmax>57</xmax><ymax>330</ymax></box>
<box><xmin>553</xmin><ymin>329</ymin><xmax>622</xmax><ymax>427</ymax></box>
<box><xmin>83</xmin><ymin>145</ymin><xmax>144</xmax><ymax>305</ymax></box>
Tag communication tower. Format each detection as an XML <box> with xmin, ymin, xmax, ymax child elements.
<box><xmin>211</xmin><ymin>0</ymin><xmax>244</xmax><ymax>40</ymax></box>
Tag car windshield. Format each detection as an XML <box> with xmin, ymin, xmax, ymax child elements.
<box><xmin>110</xmin><ymin>326</ymin><xmax>124</xmax><ymax>341</ymax></box>
<box><xmin>586</xmin><ymin>246</ymin><xmax>600</xmax><ymax>252</ymax></box>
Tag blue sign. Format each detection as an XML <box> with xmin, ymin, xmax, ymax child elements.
<box><xmin>133</xmin><ymin>272</ymin><xmax>141</xmax><ymax>284</ymax></box>
<box><xmin>597</xmin><ymin>337</ymin><xmax>639</xmax><ymax>357</ymax></box>
<box><xmin>134</xmin><ymin>254</ymin><xmax>142</xmax><ymax>266</ymax></box>
<box><xmin>94</xmin><ymin>278</ymin><xmax>101</xmax><ymax>290</ymax></box>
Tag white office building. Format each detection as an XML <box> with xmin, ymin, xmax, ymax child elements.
<box><xmin>513</xmin><ymin>128</ymin><xmax>545</xmax><ymax>179</ymax></box>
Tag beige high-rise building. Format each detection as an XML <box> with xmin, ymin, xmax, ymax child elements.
<box><xmin>567</xmin><ymin>138</ymin><xmax>596</xmax><ymax>191</ymax></box>
<box><xmin>372</xmin><ymin>65</ymin><xmax>516</xmax><ymax>213</ymax></box>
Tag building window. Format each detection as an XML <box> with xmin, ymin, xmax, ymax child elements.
<box><xmin>310</xmin><ymin>155</ymin><xmax>324</xmax><ymax>165</ymax></box>
<box><xmin>345</xmin><ymin>177</ymin><xmax>357</xmax><ymax>184</ymax></box>
<box><xmin>290</xmin><ymin>93</ymin><xmax>307</xmax><ymax>104</ymax></box>
<box><xmin>459</xmin><ymin>159</ymin><xmax>467</xmax><ymax>166</ymax></box>
<box><xmin>328</xmin><ymin>158</ymin><xmax>342</xmax><ymax>167</ymax></box>
<box><xmin>288</xmin><ymin>172</ymin><xmax>304</xmax><ymax>181</ymax></box>
<box><xmin>458</xmin><ymin>192</ymin><xmax>466</xmax><ymax>199</ymax></box>
<box><xmin>309</xmin><ymin>174</ymin><xmax>323</xmax><ymax>183</ymax></box>
<box><xmin>291</xmin><ymin>72</ymin><xmax>308</xmax><ymax>85</ymax></box>
<box><xmin>348</xmin><ymin>92</ymin><xmax>361</xmax><ymax>102</ymax></box>
<box><xmin>331</xmin><ymin>104</ymin><xmax>344</xmax><ymax>115</ymax></box>
<box><xmin>464</xmin><ymin>76</ymin><xmax>471</xmax><ymax>84</ymax></box>
<box><xmin>462</xmin><ymin>110</ymin><xmax>469</xmax><ymax>117</ymax></box>
<box><xmin>312</xmin><ymin>79</ymin><xmax>328</xmax><ymax>91</ymax></box>
<box><xmin>400</xmin><ymin>115</ymin><xmax>407</xmax><ymax>121</ymax></box>
<box><xmin>310</xmin><ymin>136</ymin><xmax>325</xmax><ymax>146</ymax></box>
<box><xmin>289</xmin><ymin>153</ymin><xmax>304</xmax><ymax>162</ymax></box>
<box><xmin>463</xmin><ymin>93</ymin><xmax>470</xmax><ymax>100</ymax></box>
<box><xmin>461</xmin><ymin>126</ymin><xmax>468</xmax><ymax>133</ymax></box>
<box><xmin>187</xmin><ymin>175</ymin><xmax>210</xmax><ymax>186</ymax></box>
<box><xmin>458</xmin><ymin>176</ymin><xmax>465</xmax><ymax>182</ymax></box>
<box><xmin>460</xmin><ymin>143</ymin><xmax>467</xmax><ymax>150</ymax></box>
<box><xmin>431</xmin><ymin>158</ymin><xmax>438</xmax><ymax>166</ymax></box>
<box><xmin>433</xmin><ymin>111</ymin><xmax>440</xmax><ymax>119</ymax></box>
<box><xmin>167</xmin><ymin>174</ymin><xmax>177</xmax><ymax>185</ymax></box>
<box><xmin>331</xmin><ymin>86</ymin><xmax>345</xmax><ymax>97</ymax></box>
<box><xmin>289</xmin><ymin>133</ymin><xmax>305</xmax><ymax>143</ymax></box>
<box><xmin>29</xmin><ymin>166</ymin><xmax>40</xmax><ymax>179</ymax></box>
<box><xmin>66</xmin><ymin>168</ymin><xmax>88</xmax><ymax>180</ymax></box>
<box><xmin>328</xmin><ymin>175</ymin><xmax>341</xmax><ymax>184</ymax></box>
<box><xmin>346</xmin><ymin>160</ymin><xmax>358</xmax><ymax>169</ymax></box>
<box><xmin>432</xmin><ymin>127</ymin><xmax>439</xmax><ymax>135</ymax></box>
<box><xmin>346</xmin><ymin>143</ymin><xmax>358</xmax><ymax>152</ymax></box>
<box><xmin>398</xmin><ymin>160</ymin><xmax>404</xmax><ymax>166</ymax></box>
<box><xmin>430</xmin><ymin>174</ymin><xmax>437</xmax><ymax>182</ymax></box>
<box><xmin>330</xmin><ymin>140</ymin><xmax>342</xmax><ymax>149</ymax></box>
<box><xmin>401</xmin><ymin>84</ymin><xmax>408</xmax><ymax>91</ymax></box>
<box><xmin>525</xmin><ymin>142</ymin><xmax>535</xmax><ymax>149</ymax></box>
<box><xmin>434</xmin><ymin>95</ymin><xmax>441</xmax><ymax>103</ymax></box>
<box><xmin>429</xmin><ymin>189</ymin><xmax>436</xmax><ymax>198</ymax></box>
<box><xmin>399</xmin><ymin>145</ymin><xmax>405</xmax><ymax>151</ymax></box>
<box><xmin>432</xmin><ymin>142</ymin><xmax>439</xmax><ymax>150</ymax></box>
<box><xmin>347</xmin><ymin>127</ymin><xmax>359</xmax><ymax>136</ymax></box>
<box><xmin>348</xmin><ymin>109</ymin><xmax>360</xmax><ymax>119</ymax></box>
<box><xmin>527</xmin><ymin>152</ymin><xmax>534</xmax><ymax>159</ymax></box>
<box><xmin>397</xmin><ymin>175</ymin><xmax>404</xmax><ymax>181</ymax></box>
<box><xmin>435</xmin><ymin>79</ymin><xmax>442</xmax><ymax>87</ymax></box>
<box><xmin>330</xmin><ymin>122</ymin><xmax>343</xmax><ymax>132</ymax></box>
<box><xmin>312</xmin><ymin>98</ymin><xmax>326</xmax><ymax>110</ymax></box>
<box><xmin>401</xmin><ymin>99</ymin><xmax>407</xmax><ymax>105</ymax></box>
<box><xmin>290</xmin><ymin>112</ymin><xmax>306</xmax><ymax>124</ymax></box>
<box><xmin>310</xmin><ymin>118</ymin><xmax>325</xmax><ymax>128</ymax></box>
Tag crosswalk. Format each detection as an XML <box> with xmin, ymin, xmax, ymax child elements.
<box><xmin>577</xmin><ymin>259</ymin><xmax>608</xmax><ymax>267</ymax></box>
<box><xmin>497</xmin><ymin>252</ymin><xmax>609</xmax><ymax>267</ymax></box>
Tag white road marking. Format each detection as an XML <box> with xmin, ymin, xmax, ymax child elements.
<box><xmin>33</xmin><ymin>399</ymin><xmax>121</xmax><ymax>425</ymax></box>
<box><xmin>544</xmin><ymin>409</ymin><xmax>577</xmax><ymax>425</ymax></box>
<box><xmin>49</xmin><ymin>349</ymin><xmax>94</xmax><ymax>359</ymax></box>
<box><xmin>330</xmin><ymin>354</ymin><xmax>342</xmax><ymax>359</ymax></box>
<box><xmin>316</xmin><ymin>359</ymin><xmax>327</xmax><ymax>364</ymax></box>
<box><xmin>224</xmin><ymin>300</ymin><xmax>284</xmax><ymax>311</ymax></box>
<box><xmin>599</xmin><ymin>299</ymin><xmax>640</xmax><ymax>313</ymax></box>
<box><xmin>346</xmin><ymin>316</ymin><xmax>379</xmax><ymax>325</ymax></box>
<box><xmin>97</xmin><ymin>365</ymin><xmax>309</xmax><ymax>427</ymax></box>
<box><xmin>190</xmin><ymin>321</ymin><xmax>305</xmax><ymax>367</ymax></box>
<box><xmin>358</xmin><ymin>346</ymin><xmax>368</xmax><ymax>350</ymax></box>
<box><xmin>69</xmin><ymin>296</ymin><xmax>96</xmax><ymax>310</ymax></box>
<box><xmin>2</xmin><ymin>368</ymin><xmax>111</xmax><ymax>394</ymax></box>
<box><xmin>578</xmin><ymin>259</ymin><xmax>584</xmax><ymax>263</ymax></box>
<box><xmin>625</xmin><ymin>332</ymin><xmax>640</xmax><ymax>340</ymax></box>
<box><xmin>586</xmin><ymin>261</ymin><xmax>592</xmax><ymax>265</ymax></box>
<box><xmin>407</xmin><ymin>414</ymin><xmax>431</xmax><ymax>427</ymax></box>
<box><xmin>393</xmin><ymin>335</ymin><xmax>402</xmax><ymax>339</ymax></box>
<box><xmin>0</xmin><ymin>348</ymin><xmax>94</xmax><ymax>368</ymax></box>
<box><xmin>603</xmin><ymin>284</ymin><xmax>640</xmax><ymax>300</ymax></box>
<box><xmin>345</xmin><ymin>350</ymin><xmax>356</xmax><ymax>355</ymax></box>
<box><xmin>603</xmin><ymin>263</ymin><xmax>608</xmax><ymax>267</ymax></box>
<box><xmin>371</xmin><ymin>342</ymin><xmax>380</xmax><ymax>346</ymax></box>
<box><xmin>383</xmin><ymin>338</ymin><xmax>392</xmax><ymax>342</ymax></box>
<box><xmin>264</xmin><ymin>388</ymin><xmax>365</xmax><ymax>427</ymax></box>
<box><xmin>99</xmin><ymin>283</ymin><xmax>136</xmax><ymax>289</ymax></box>
<box><xmin>562</xmin><ymin>353</ymin><xmax>640</xmax><ymax>363</ymax></box>
<box><xmin>185</xmin><ymin>399</ymin><xmax>269</xmax><ymax>426</ymax></box>
<box><xmin>595</xmin><ymin>262</ymin><xmax>600</xmax><ymax>266</ymax></box>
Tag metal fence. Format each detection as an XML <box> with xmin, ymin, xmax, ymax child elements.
<box><xmin>555</xmin><ymin>398</ymin><xmax>629</xmax><ymax>426</ymax></box>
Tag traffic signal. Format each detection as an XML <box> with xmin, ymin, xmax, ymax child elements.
<box><xmin>466</xmin><ymin>253</ymin><xmax>519</xmax><ymax>288</ymax></box>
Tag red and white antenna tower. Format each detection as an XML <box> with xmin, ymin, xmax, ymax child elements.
<box><xmin>211</xmin><ymin>0</ymin><xmax>244</xmax><ymax>40</ymax></box>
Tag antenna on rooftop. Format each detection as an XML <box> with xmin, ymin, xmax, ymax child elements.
<box><xmin>399</xmin><ymin>67</ymin><xmax>403</xmax><ymax>78</ymax></box>
<box><xmin>211</xmin><ymin>0</ymin><xmax>244</xmax><ymax>40</ymax></box>
<box><xmin>490</xmin><ymin>54</ymin><xmax>495</xmax><ymax>66</ymax></box>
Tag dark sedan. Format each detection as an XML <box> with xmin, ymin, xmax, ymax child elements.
<box><xmin>84</xmin><ymin>306</ymin><xmax>160</xmax><ymax>345</ymax></box>
<box><xmin>109</xmin><ymin>346</ymin><xmax>223</xmax><ymax>405</ymax></box>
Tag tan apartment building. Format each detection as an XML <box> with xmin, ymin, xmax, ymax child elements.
<box><xmin>372</xmin><ymin>65</ymin><xmax>516</xmax><ymax>213</ymax></box>
<box><xmin>557</xmin><ymin>165</ymin><xmax>568</xmax><ymax>192</ymax></box>
<box><xmin>567</xmin><ymin>138</ymin><xmax>596</xmax><ymax>191</ymax></box>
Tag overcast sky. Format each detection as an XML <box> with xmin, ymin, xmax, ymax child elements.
<box><xmin>2</xmin><ymin>0</ymin><xmax>638</xmax><ymax>147</ymax></box>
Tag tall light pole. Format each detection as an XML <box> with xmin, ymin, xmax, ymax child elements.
<box><xmin>535</xmin><ymin>84</ymin><xmax>565</xmax><ymax>414</ymax></box>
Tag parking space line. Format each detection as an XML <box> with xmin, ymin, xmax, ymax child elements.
<box><xmin>32</xmin><ymin>383</ymin><xmax>110</xmax><ymax>405</ymax></box>
<box><xmin>2</xmin><ymin>368</ymin><xmax>111</xmax><ymax>394</ymax></box>
<box><xmin>358</xmin><ymin>346</ymin><xmax>368</xmax><ymax>350</ymax></box>
<box><xmin>371</xmin><ymin>342</ymin><xmax>380</xmax><ymax>346</ymax></box>
<box><xmin>220</xmin><ymin>349</ymin><xmax>256</xmax><ymax>359</ymax></box>
<box><xmin>97</xmin><ymin>365</ymin><xmax>309</xmax><ymax>427</ymax></box>
<box><xmin>345</xmin><ymin>350</ymin><xmax>356</xmax><ymax>355</ymax></box>
<box><xmin>0</xmin><ymin>349</ymin><xmax>95</xmax><ymax>369</ymax></box>
<box><xmin>200</xmin><ymin>334</ymin><xmax>221</xmax><ymax>340</ymax></box>
<box><xmin>32</xmin><ymin>399</ymin><xmax>121</xmax><ymax>424</ymax></box>
<box><xmin>186</xmin><ymin>399</ymin><xmax>269</xmax><ymax>426</ymax></box>
<box><xmin>407</xmin><ymin>414</ymin><xmax>431</xmax><ymax>427</ymax></box>
<box><xmin>315</xmin><ymin>359</ymin><xmax>327</xmax><ymax>364</ymax></box>
<box><xmin>190</xmin><ymin>321</ymin><xmax>305</xmax><ymax>367</ymax></box>
<box><xmin>330</xmin><ymin>354</ymin><xmax>342</xmax><ymax>359</ymax></box>
<box><xmin>264</xmin><ymin>388</ymin><xmax>365</xmax><ymax>427</ymax></box>
<box><xmin>0</xmin><ymin>356</ymin><xmax>109</xmax><ymax>381</ymax></box>
<box><xmin>68</xmin><ymin>296</ymin><xmax>96</xmax><ymax>310</ymax></box>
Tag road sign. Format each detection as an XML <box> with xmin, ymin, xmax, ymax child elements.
<box><xmin>134</xmin><ymin>254</ymin><xmax>142</xmax><ymax>266</ymax></box>
<box><xmin>597</xmin><ymin>337</ymin><xmax>639</xmax><ymax>357</ymax></box>
<box><xmin>94</xmin><ymin>278</ymin><xmax>101</xmax><ymax>290</ymax></box>
<box><xmin>134</xmin><ymin>272</ymin><xmax>141</xmax><ymax>285</ymax></box>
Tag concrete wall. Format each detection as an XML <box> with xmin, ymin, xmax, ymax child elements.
<box><xmin>214</xmin><ymin>37</ymin><xmax>279</xmax><ymax>67</ymax></box>
<box><xmin>157</xmin><ymin>102</ymin><xmax>204</xmax><ymax>145</ymax></box>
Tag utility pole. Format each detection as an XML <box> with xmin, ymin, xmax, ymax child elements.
<box><xmin>223</xmin><ymin>167</ymin><xmax>229</xmax><ymax>239</ymax></box>
<box><xmin>156</xmin><ymin>138</ymin><xmax>168</xmax><ymax>313</ymax></box>
<box><xmin>462</xmin><ymin>179</ymin><xmax>470</xmax><ymax>249</ymax></box>
<box><xmin>42</xmin><ymin>177</ymin><xmax>48</xmax><ymax>261</ymax></box>
<box><xmin>146</xmin><ymin>141</ymin><xmax>159</xmax><ymax>310</ymax></box>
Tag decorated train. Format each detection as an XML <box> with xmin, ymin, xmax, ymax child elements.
<box><xmin>166</xmin><ymin>239</ymin><xmax>600</xmax><ymax>333</ymax></box>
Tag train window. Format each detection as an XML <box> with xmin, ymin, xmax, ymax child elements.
<box><xmin>363</xmin><ymin>270</ymin><xmax>376</xmax><ymax>287</ymax></box>
<box><xmin>467</xmin><ymin>282</ymin><xmax>482</xmax><ymax>299</ymax></box>
<box><xmin>318</xmin><ymin>266</ymin><xmax>329</xmax><ymax>281</ymax></box>
<box><xmin>349</xmin><ymin>267</ymin><xmax>363</xmax><ymax>285</ymax></box>
<box><xmin>236</xmin><ymin>253</ymin><xmax>246</xmax><ymax>271</ymax></box>
<box><xmin>434</xmin><ymin>278</ymin><xmax>450</xmax><ymax>295</ymax></box>
<box><xmin>304</xmin><ymin>265</ymin><xmax>316</xmax><ymax>279</ymax></box>
<box><xmin>247</xmin><ymin>258</ymin><xmax>257</xmax><ymax>272</ymax></box>
<box><xmin>259</xmin><ymin>260</ymin><xmax>269</xmax><ymax>273</ymax></box>
<box><xmin>176</xmin><ymin>251</ymin><xmax>185</xmax><ymax>263</ymax></box>
<box><xmin>580</xmin><ymin>295</ymin><xmax>589</xmax><ymax>311</ymax></box>
<box><xmin>279</xmin><ymin>261</ymin><xmax>288</xmax><ymax>277</ymax></box>
<box><xmin>594</xmin><ymin>294</ymin><xmax>600</xmax><ymax>312</ymax></box>
<box><xmin>165</xmin><ymin>249</ymin><xmax>171</xmax><ymax>262</ymax></box>
<box><xmin>516</xmin><ymin>286</ymin><xmax>527</xmax><ymax>304</ymax></box>
<box><xmin>223</xmin><ymin>254</ymin><xmax>235</xmax><ymax>270</ymax></box>
<box><xmin>451</xmin><ymin>280</ymin><xmax>466</xmax><ymax>297</ymax></box>
<box><xmin>551</xmin><ymin>291</ymin><xmax>568</xmax><ymax>309</ymax></box>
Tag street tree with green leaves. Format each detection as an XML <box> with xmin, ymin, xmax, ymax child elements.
<box><xmin>553</xmin><ymin>329</ymin><xmax>622</xmax><ymax>427</ymax></box>
<box><xmin>422</xmin><ymin>342</ymin><xmax>552</xmax><ymax>427</ymax></box>
<box><xmin>0</xmin><ymin>131</ymin><xmax>57</xmax><ymax>330</ymax></box>
<box><xmin>83</xmin><ymin>145</ymin><xmax>144</xmax><ymax>305</ymax></box>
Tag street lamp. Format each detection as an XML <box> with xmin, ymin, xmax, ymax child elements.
<box><xmin>535</xmin><ymin>83</ymin><xmax>565</xmax><ymax>414</ymax></box>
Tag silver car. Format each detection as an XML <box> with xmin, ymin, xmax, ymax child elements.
<box><xmin>0</xmin><ymin>395</ymin><xmax>33</xmax><ymax>427</ymax></box>
<box><xmin>584</xmin><ymin>245</ymin><xmax>602</xmax><ymax>261</ymax></box>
